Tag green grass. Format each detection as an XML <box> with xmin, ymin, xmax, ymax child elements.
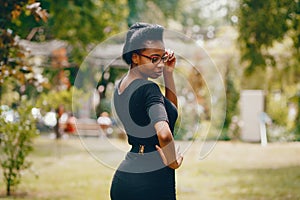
<box><xmin>1</xmin><ymin>136</ymin><xmax>300</xmax><ymax>200</ymax></box>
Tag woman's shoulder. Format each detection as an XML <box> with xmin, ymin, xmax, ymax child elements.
<box><xmin>115</xmin><ymin>78</ymin><xmax>151</xmax><ymax>96</ymax></box>
<box><xmin>118</xmin><ymin>79</ymin><xmax>162</xmax><ymax>99</ymax></box>
<box><xmin>127</xmin><ymin>79</ymin><xmax>160</xmax><ymax>92</ymax></box>
<box><xmin>139</xmin><ymin>80</ymin><xmax>161</xmax><ymax>91</ymax></box>
<box><xmin>135</xmin><ymin>78</ymin><xmax>155</xmax><ymax>85</ymax></box>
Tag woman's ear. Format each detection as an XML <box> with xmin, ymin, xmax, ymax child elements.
<box><xmin>131</xmin><ymin>53</ymin><xmax>138</xmax><ymax>65</ymax></box>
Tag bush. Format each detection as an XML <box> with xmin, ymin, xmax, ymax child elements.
<box><xmin>267</xmin><ymin>125</ymin><xmax>295</xmax><ymax>142</ymax></box>
<box><xmin>266</xmin><ymin>94</ymin><xmax>288</xmax><ymax>126</ymax></box>
<box><xmin>0</xmin><ymin>103</ymin><xmax>38</xmax><ymax>196</ymax></box>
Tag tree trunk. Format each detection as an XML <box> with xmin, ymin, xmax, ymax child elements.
<box><xmin>6</xmin><ymin>166</ymin><xmax>13</xmax><ymax>196</ymax></box>
<box><xmin>6</xmin><ymin>178</ymin><xmax>11</xmax><ymax>196</ymax></box>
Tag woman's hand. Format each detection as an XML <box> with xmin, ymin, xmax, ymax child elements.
<box><xmin>163</xmin><ymin>49</ymin><xmax>176</xmax><ymax>73</ymax></box>
<box><xmin>156</xmin><ymin>145</ymin><xmax>183</xmax><ymax>169</ymax></box>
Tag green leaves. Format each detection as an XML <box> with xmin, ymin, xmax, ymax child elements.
<box><xmin>42</xmin><ymin>0</ymin><xmax>128</xmax><ymax>63</ymax></box>
<box><xmin>238</xmin><ymin>0</ymin><xmax>299</xmax><ymax>72</ymax></box>
<box><xmin>0</xmin><ymin>102</ymin><xmax>38</xmax><ymax>196</ymax></box>
<box><xmin>0</xmin><ymin>0</ymin><xmax>49</xmax><ymax>102</ymax></box>
<box><xmin>238</xmin><ymin>0</ymin><xmax>300</xmax><ymax>138</ymax></box>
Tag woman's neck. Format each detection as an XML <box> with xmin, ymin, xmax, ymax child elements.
<box><xmin>128</xmin><ymin>67</ymin><xmax>147</xmax><ymax>80</ymax></box>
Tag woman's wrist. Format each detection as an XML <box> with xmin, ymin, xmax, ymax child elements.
<box><xmin>168</xmin><ymin>160</ymin><xmax>181</xmax><ymax>169</ymax></box>
<box><xmin>163</xmin><ymin>69</ymin><xmax>174</xmax><ymax>79</ymax></box>
<box><xmin>163</xmin><ymin>66</ymin><xmax>175</xmax><ymax>74</ymax></box>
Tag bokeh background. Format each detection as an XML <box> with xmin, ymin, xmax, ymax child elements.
<box><xmin>0</xmin><ymin>0</ymin><xmax>300</xmax><ymax>199</ymax></box>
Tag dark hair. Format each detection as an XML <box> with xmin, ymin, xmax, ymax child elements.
<box><xmin>122</xmin><ymin>22</ymin><xmax>164</xmax><ymax>65</ymax></box>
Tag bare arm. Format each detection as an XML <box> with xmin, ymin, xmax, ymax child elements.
<box><xmin>154</xmin><ymin>121</ymin><xmax>183</xmax><ymax>169</ymax></box>
<box><xmin>164</xmin><ymin>73</ymin><xmax>177</xmax><ymax>108</ymax></box>
<box><xmin>163</xmin><ymin>50</ymin><xmax>177</xmax><ymax>108</ymax></box>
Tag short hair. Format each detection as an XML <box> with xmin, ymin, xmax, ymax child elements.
<box><xmin>122</xmin><ymin>22</ymin><xmax>164</xmax><ymax>65</ymax></box>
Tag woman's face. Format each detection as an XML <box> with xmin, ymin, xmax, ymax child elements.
<box><xmin>132</xmin><ymin>40</ymin><xmax>166</xmax><ymax>79</ymax></box>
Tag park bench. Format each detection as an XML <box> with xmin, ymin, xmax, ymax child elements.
<box><xmin>62</xmin><ymin>118</ymin><xmax>127</xmax><ymax>139</ymax></box>
<box><xmin>61</xmin><ymin>118</ymin><xmax>101</xmax><ymax>137</ymax></box>
<box><xmin>75</xmin><ymin>122</ymin><xmax>101</xmax><ymax>137</ymax></box>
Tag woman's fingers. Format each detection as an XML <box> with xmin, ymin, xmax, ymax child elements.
<box><xmin>177</xmin><ymin>155</ymin><xmax>183</xmax><ymax>166</ymax></box>
<box><xmin>156</xmin><ymin>144</ymin><xmax>184</xmax><ymax>168</ymax></box>
<box><xmin>176</xmin><ymin>145</ymin><xmax>183</xmax><ymax>166</ymax></box>
<box><xmin>176</xmin><ymin>145</ymin><xmax>181</xmax><ymax>159</ymax></box>
<box><xmin>167</xmin><ymin>49</ymin><xmax>175</xmax><ymax>61</ymax></box>
<box><xmin>165</xmin><ymin>49</ymin><xmax>175</xmax><ymax>62</ymax></box>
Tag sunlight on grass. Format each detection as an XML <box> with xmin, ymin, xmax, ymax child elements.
<box><xmin>1</xmin><ymin>136</ymin><xmax>300</xmax><ymax>199</ymax></box>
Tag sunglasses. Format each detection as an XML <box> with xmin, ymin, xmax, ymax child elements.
<box><xmin>136</xmin><ymin>52</ymin><xmax>168</xmax><ymax>65</ymax></box>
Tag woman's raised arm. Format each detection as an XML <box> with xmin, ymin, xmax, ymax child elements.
<box><xmin>163</xmin><ymin>49</ymin><xmax>177</xmax><ymax>108</ymax></box>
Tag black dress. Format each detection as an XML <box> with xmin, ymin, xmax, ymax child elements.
<box><xmin>110</xmin><ymin>78</ymin><xmax>178</xmax><ymax>200</ymax></box>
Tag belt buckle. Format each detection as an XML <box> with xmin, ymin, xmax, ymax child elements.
<box><xmin>138</xmin><ymin>145</ymin><xmax>145</xmax><ymax>155</ymax></box>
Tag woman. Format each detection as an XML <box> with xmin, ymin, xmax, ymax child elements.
<box><xmin>110</xmin><ymin>22</ymin><xmax>183</xmax><ymax>200</ymax></box>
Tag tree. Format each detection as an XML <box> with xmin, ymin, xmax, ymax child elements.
<box><xmin>238</xmin><ymin>0</ymin><xmax>299</xmax><ymax>74</ymax></box>
<box><xmin>237</xmin><ymin>0</ymin><xmax>300</xmax><ymax>139</ymax></box>
<box><xmin>40</xmin><ymin>0</ymin><xmax>128</xmax><ymax>64</ymax></box>
<box><xmin>1</xmin><ymin>0</ymin><xmax>128</xmax><ymax>101</ymax></box>
<box><xmin>0</xmin><ymin>0</ymin><xmax>48</xmax><ymax>104</ymax></box>
<box><xmin>126</xmin><ymin>0</ymin><xmax>181</xmax><ymax>27</ymax></box>
<box><xmin>0</xmin><ymin>1</ymin><xmax>48</xmax><ymax>195</ymax></box>
<box><xmin>222</xmin><ymin>60</ymin><xmax>240</xmax><ymax>140</ymax></box>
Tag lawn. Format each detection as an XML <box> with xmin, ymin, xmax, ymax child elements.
<box><xmin>0</xmin><ymin>136</ymin><xmax>300</xmax><ymax>200</ymax></box>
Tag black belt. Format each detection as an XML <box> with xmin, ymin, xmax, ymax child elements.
<box><xmin>130</xmin><ymin>145</ymin><xmax>157</xmax><ymax>155</ymax></box>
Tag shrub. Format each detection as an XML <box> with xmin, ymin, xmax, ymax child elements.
<box><xmin>0</xmin><ymin>103</ymin><xmax>38</xmax><ymax>196</ymax></box>
<box><xmin>266</xmin><ymin>94</ymin><xmax>288</xmax><ymax>126</ymax></box>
